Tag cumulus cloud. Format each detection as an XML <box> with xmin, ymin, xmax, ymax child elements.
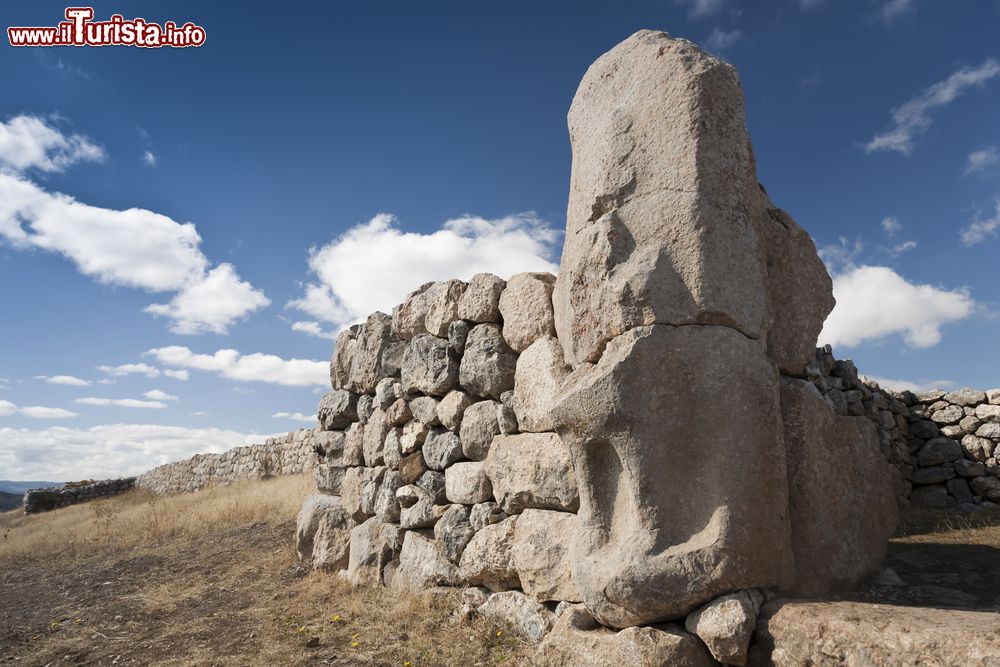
<box><xmin>37</xmin><ymin>375</ymin><xmax>90</xmax><ymax>386</ymax></box>
<box><xmin>819</xmin><ymin>265</ymin><xmax>975</xmax><ymax>349</ymax></box>
<box><xmin>272</xmin><ymin>411</ymin><xmax>316</xmax><ymax>423</ymax></box>
<box><xmin>145</xmin><ymin>263</ymin><xmax>271</xmax><ymax>335</ymax></box>
<box><xmin>0</xmin><ymin>117</ymin><xmax>268</xmax><ymax>335</ymax></box>
<box><xmin>142</xmin><ymin>390</ymin><xmax>178</xmax><ymax>401</ymax></box>
<box><xmin>291</xmin><ymin>320</ymin><xmax>337</xmax><ymax>339</ymax></box>
<box><xmin>288</xmin><ymin>212</ymin><xmax>558</xmax><ymax>330</ymax></box>
<box><xmin>0</xmin><ymin>400</ymin><xmax>78</xmax><ymax>419</ymax></box>
<box><xmin>98</xmin><ymin>363</ymin><xmax>160</xmax><ymax>378</ymax></box>
<box><xmin>965</xmin><ymin>146</ymin><xmax>999</xmax><ymax>176</ymax></box>
<box><xmin>705</xmin><ymin>28</ymin><xmax>742</xmax><ymax>52</ymax></box>
<box><xmin>960</xmin><ymin>198</ymin><xmax>1000</xmax><ymax>246</ymax></box>
<box><xmin>673</xmin><ymin>0</ymin><xmax>727</xmax><ymax>18</ymax></box>
<box><xmin>863</xmin><ymin>376</ymin><xmax>955</xmax><ymax>393</ymax></box>
<box><xmin>164</xmin><ymin>369</ymin><xmax>189</xmax><ymax>381</ymax></box>
<box><xmin>76</xmin><ymin>397</ymin><xmax>167</xmax><ymax>409</ymax></box>
<box><xmin>0</xmin><ymin>115</ymin><xmax>104</xmax><ymax>173</ymax></box>
<box><xmin>144</xmin><ymin>346</ymin><xmax>328</xmax><ymax>387</ymax></box>
<box><xmin>865</xmin><ymin>59</ymin><xmax>1000</xmax><ymax>155</ymax></box>
<box><xmin>0</xmin><ymin>423</ymin><xmax>278</xmax><ymax>480</ymax></box>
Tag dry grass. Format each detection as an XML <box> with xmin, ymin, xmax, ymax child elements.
<box><xmin>0</xmin><ymin>474</ymin><xmax>532</xmax><ymax>665</ymax></box>
<box><xmin>0</xmin><ymin>474</ymin><xmax>313</xmax><ymax>564</ymax></box>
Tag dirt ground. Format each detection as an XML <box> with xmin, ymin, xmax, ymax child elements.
<box><xmin>3</xmin><ymin>482</ymin><xmax>1000</xmax><ymax>666</ymax></box>
<box><xmin>0</xmin><ymin>479</ymin><xmax>531</xmax><ymax>667</ymax></box>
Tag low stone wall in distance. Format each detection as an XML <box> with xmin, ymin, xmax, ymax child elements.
<box><xmin>23</xmin><ymin>478</ymin><xmax>136</xmax><ymax>514</ymax></box>
<box><xmin>133</xmin><ymin>428</ymin><xmax>323</xmax><ymax>495</ymax></box>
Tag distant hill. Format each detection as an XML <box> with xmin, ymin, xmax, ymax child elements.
<box><xmin>0</xmin><ymin>490</ymin><xmax>22</xmax><ymax>512</ymax></box>
<box><xmin>0</xmin><ymin>480</ymin><xmax>61</xmax><ymax>494</ymax></box>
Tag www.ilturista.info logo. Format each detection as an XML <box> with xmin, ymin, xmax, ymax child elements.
<box><xmin>7</xmin><ymin>7</ymin><xmax>206</xmax><ymax>48</ymax></box>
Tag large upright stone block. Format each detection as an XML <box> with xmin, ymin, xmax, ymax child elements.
<box><xmin>552</xmin><ymin>325</ymin><xmax>793</xmax><ymax>627</ymax></box>
<box><xmin>347</xmin><ymin>312</ymin><xmax>395</xmax><ymax>394</ymax></box>
<box><xmin>553</xmin><ymin>30</ymin><xmax>769</xmax><ymax>366</ymax></box>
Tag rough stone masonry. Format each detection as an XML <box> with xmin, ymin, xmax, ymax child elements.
<box><xmin>295</xmin><ymin>31</ymin><xmax>902</xmax><ymax>664</ymax></box>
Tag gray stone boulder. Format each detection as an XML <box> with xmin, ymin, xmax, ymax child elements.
<box><xmin>392</xmin><ymin>282</ymin><xmax>434</xmax><ymax>340</ymax></box>
<box><xmin>684</xmin><ymin>590</ymin><xmax>761</xmax><ymax>666</ymax></box>
<box><xmin>780</xmin><ymin>378</ymin><xmax>898</xmax><ymax>596</ymax></box>
<box><xmin>459</xmin><ymin>324</ymin><xmax>517</xmax><ymax>399</ymax></box>
<box><xmin>478</xmin><ymin>591</ymin><xmax>556</xmax><ymax>643</ymax></box>
<box><xmin>346</xmin><ymin>516</ymin><xmax>403</xmax><ymax>587</ymax></box>
<box><xmin>433</xmin><ymin>504</ymin><xmax>476</xmax><ymax>563</ymax></box>
<box><xmin>436</xmin><ymin>390</ymin><xmax>473</xmax><ymax>431</ymax></box>
<box><xmin>423</xmin><ymin>279</ymin><xmax>468</xmax><ymax>337</ymax></box>
<box><xmin>498</xmin><ymin>272</ymin><xmax>557</xmax><ymax>353</ymax></box>
<box><xmin>459</xmin><ymin>399</ymin><xmax>502</xmax><ymax>461</ymax></box>
<box><xmin>422</xmin><ymin>428</ymin><xmax>464</xmax><ymax>470</ymax></box>
<box><xmin>512</xmin><ymin>336</ymin><xmax>569</xmax><ymax>433</ymax></box>
<box><xmin>512</xmin><ymin>509</ymin><xmax>582</xmax><ymax>602</ymax></box>
<box><xmin>347</xmin><ymin>312</ymin><xmax>395</xmax><ymax>394</ymax></box>
<box><xmin>342</xmin><ymin>420</ymin><xmax>364</xmax><ymax>468</ymax></box>
<box><xmin>391</xmin><ymin>529</ymin><xmax>462</xmax><ymax>589</ymax></box>
<box><xmin>445</xmin><ymin>461</ymin><xmax>493</xmax><ymax>505</ymax></box>
<box><xmin>485</xmin><ymin>433</ymin><xmax>579</xmax><ymax>514</ymax></box>
<box><xmin>459</xmin><ymin>516</ymin><xmax>520</xmax><ymax>591</ymax></box>
<box><xmin>401</xmin><ymin>334</ymin><xmax>459</xmax><ymax>397</ymax></box>
<box><xmin>295</xmin><ymin>494</ymin><xmax>355</xmax><ymax>570</ymax></box>
<box><xmin>457</xmin><ymin>272</ymin><xmax>506</xmax><ymax>323</ymax></box>
<box><xmin>316</xmin><ymin>390</ymin><xmax>358</xmax><ymax>430</ymax></box>
<box><xmin>330</xmin><ymin>327</ymin><xmax>357</xmax><ymax>390</ymax></box>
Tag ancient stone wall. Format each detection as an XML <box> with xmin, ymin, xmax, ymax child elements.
<box><xmin>134</xmin><ymin>428</ymin><xmax>321</xmax><ymax>495</ymax></box>
<box><xmin>23</xmin><ymin>478</ymin><xmax>136</xmax><ymax>513</ymax></box>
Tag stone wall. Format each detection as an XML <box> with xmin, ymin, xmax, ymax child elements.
<box><xmin>23</xmin><ymin>478</ymin><xmax>136</xmax><ymax>514</ymax></box>
<box><xmin>133</xmin><ymin>428</ymin><xmax>321</xmax><ymax>495</ymax></box>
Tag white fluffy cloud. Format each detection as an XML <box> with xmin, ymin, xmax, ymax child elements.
<box><xmin>164</xmin><ymin>369</ymin><xmax>189</xmax><ymax>381</ymax></box>
<box><xmin>966</xmin><ymin>146</ymin><xmax>999</xmax><ymax>175</ymax></box>
<box><xmin>0</xmin><ymin>114</ymin><xmax>104</xmax><ymax>173</ymax></box>
<box><xmin>960</xmin><ymin>198</ymin><xmax>1000</xmax><ymax>246</ymax></box>
<box><xmin>288</xmin><ymin>212</ymin><xmax>558</xmax><ymax>329</ymax></box>
<box><xmin>0</xmin><ymin>400</ymin><xmax>78</xmax><ymax>419</ymax></box>
<box><xmin>272</xmin><ymin>411</ymin><xmax>316</xmax><ymax>423</ymax></box>
<box><xmin>0</xmin><ymin>423</ymin><xmax>278</xmax><ymax>480</ymax></box>
<box><xmin>865</xmin><ymin>59</ymin><xmax>1000</xmax><ymax>155</ymax></box>
<box><xmin>75</xmin><ymin>397</ymin><xmax>167</xmax><ymax>409</ymax></box>
<box><xmin>145</xmin><ymin>346</ymin><xmax>328</xmax><ymax>387</ymax></box>
<box><xmin>98</xmin><ymin>363</ymin><xmax>160</xmax><ymax>378</ymax></box>
<box><xmin>863</xmin><ymin>376</ymin><xmax>956</xmax><ymax>393</ymax></box>
<box><xmin>37</xmin><ymin>375</ymin><xmax>91</xmax><ymax>386</ymax></box>
<box><xmin>291</xmin><ymin>320</ymin><xmax>337</xmax><ymax>339</ymax></box>
<box><xmin>705</xmin><ymin>28</ymin><xmax>742</xmax><ymax>52</ymax></box>
<box><xmin>143</xmin><ymin>390</ymin><xmax>178</xmax><ymax>401</ymax></box>
<box><xmin>0</xmin><ymin>115</ymin><xmax>268</xmax><ymax>335</ymax></box>
<box><xmin>819</xmin><ymin>265</ymin><xmax>976</xmax><ymax>349</ymax></box>
<box><xmin>145</xmin><ymin>263</ymin><xmax>271</xmax><ymax>334</ymax></box>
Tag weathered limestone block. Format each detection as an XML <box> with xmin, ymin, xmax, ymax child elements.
<box><xmin>485</xmin><ymin>433</ymin><xmax>579</xmax><ymax>514</ymax></box>
<box><xmin>436</xmin><ymin>390</ymin><xmax>473</xmax><ymax>431</ymax></box>
<box><xmin>761</xmin><ymin>205</ymin><xmax>834</xmax><ymax>375</ymax></box>
<box><xmin>512</xmin><ymin>336</ymin><xmax>569</xmax><ymax>433</ymax></box>
<box><xmin>408</xmin><ymin>396</ymin><xmax>440</xmax><ymax>427</ymax></box>
<box><xmin>535</xmin><ymin>605</ymin><xmax>714</xmax><ymax>666</ymax></box>
<box><xmin>459</xmin><ymin>516</ymin><xmax>520</xmax><ymax>591</ymax></box>
<box><xmin>459</xmin><ymin>400</ymin><xmax>502</xmax><ymax>461</ymax></box>
<box><xmin>553</xmin><ymin>30</ymin><xmax>769</xmax><ymax>366</ymax></box>
<box><xmin>459</xmin><ymin>324</ymin><xmax>517</xmax><ymax>399</ymax></box>
<box><xmin>945</xmin><ymin>387</ymin><xmax>987</xmax><ymax>406</ymax></box>
<box><xmin>424</xmin><ymin>279</ymin><xmax>468</xmax><ymax>337</ymax></box>
<box><xmin>552</xmin><ymin>325</ymin><xmax>792</xmax><ymax>627</ymax></box>
<box><xmin>433</xmin><ymin>504</ymin><xmax>476</xmax><ymax>563</ymax></box>
<box><xmin>348</xmin><ymin>312</ymin><xmax>395</xmax><ymax>393</ymax></box>
<box><xmin>383</xmin><ymin>427</ymin><xmax>402</xmax><ymax>470</ymax></box>
<box><xmin>391</xmin><ymin>530</ymin><xmax>462</xmax><ymax>590</ymax></box>
<box><xmin>362</xmin><ymin>409</ymin><xmax>389</xmax><ymax>467</ymax></box>
<box><xmin>470</xmin><ymin>501</ymin><xmax>507</xmax><ymax>530</ymax></box>
<box><xmin>685</xmin><ymin>590</ymin><xmax>761</xmax><ymax>666</ymax></box>
<box><xmin>330</xmin><ymin>327</ymin><xmax>357</xmax><ymax>390</ymax></box>
<box><xmin>346</xmin><ymin>517</ymin><xmax>403</xmax><ymax>587</ymax></box>
<box><xmin>498</xmin><ymin>272</ymin><xmax>557</xmax><ymax>353</ymax></box>
<box><xmin>399</xmin><ymin>451</ymin><xmax>427</xmax><ymax>485</ymax></box>
<box><xmin>752</xmin><ymin>600</ymin><xmax>1000</xmax><ymax>666</ymax></box>
<box><xmin>385</xmin><ymin>398</ymin><xmax>412</xmax><ymax>427</ymax></box>
<box><xmin>317</xmin><ymin>390</ymin><xmax>357</xmax><ymax>430</ymax></box>
<box><xmin>392</xmin><ymin>282</ymin><xmax>434</xmax><ymax>340</ymax></box>
<box><xmin>478</xmin><ymin>591</ymin><xmax>556</xmax><ymax>643</ymax></box>
<box><xmin>445</xmin><ymin>461</ymin><xmax>493</xmax><ymax>505</ymax></box>
<box><xmin>400</xmin><ymin>419</ymin><xmax>429</xmax><ymax>453</ymax></box>
<box><xmin>423</xmin><ymin>428</ymin><xmax>464</xmax><ymax>470</ymax></box>
<box><xmin>780</xmin><ymin>378</ymin><xmax>898</xmax><ymax>595</ymax></box>
<box><xmin>295</xmin><ymin>495</ymin><xmax>355</xmax><ymax>570</ymax></box>
<box><xmin>343</xmin><ymin>422</ymin><xmax>365</xmax><ymax>466</ymax></box>
<box><xmin>512</xmin><ymin>509</ymin><xmax>582</xmax><ymax>602</ymax></box>
<box><xmin>457</xmin><ymin>272</ymin><xmax>505</xmax><ymax>323</ymax></box>
<box><xmin>448</xmin><ymin>319</ymin><xmax>470</xmax><ymax>354</ymax></box>
<box><xmin>401</xmin><ymin>334</ymin><xmax>459</xmax><ymax>397</ymax></box>
<box><xmin>341</xmin><ymin>466</ymin><xmax>386</xmax><ymax>523</ymax></box>
<box><xmin>374</xmin><ymin>470</ymin><xmax>403</xmax><ymax>524</ymax></box>
<box><xmin>315</xmin><ymin>463</ymin><xmax>347</xmax><ymax>495</ymax></box>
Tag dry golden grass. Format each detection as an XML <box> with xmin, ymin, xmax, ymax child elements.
<box><xmin>0</xmin><ymin>474</ymin><xmax>532</xmax><ymax>665</ymax></box>
<box><xmin>0</xmin><ymin>474</ymin><xmax>313</xmax><ymax>564</ymax></box>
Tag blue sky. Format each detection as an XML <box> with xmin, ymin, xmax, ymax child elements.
<box><xmin>1</xmin><ymin>0</ymin><xmax>999</xmax><ymax>480</ymax></box>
